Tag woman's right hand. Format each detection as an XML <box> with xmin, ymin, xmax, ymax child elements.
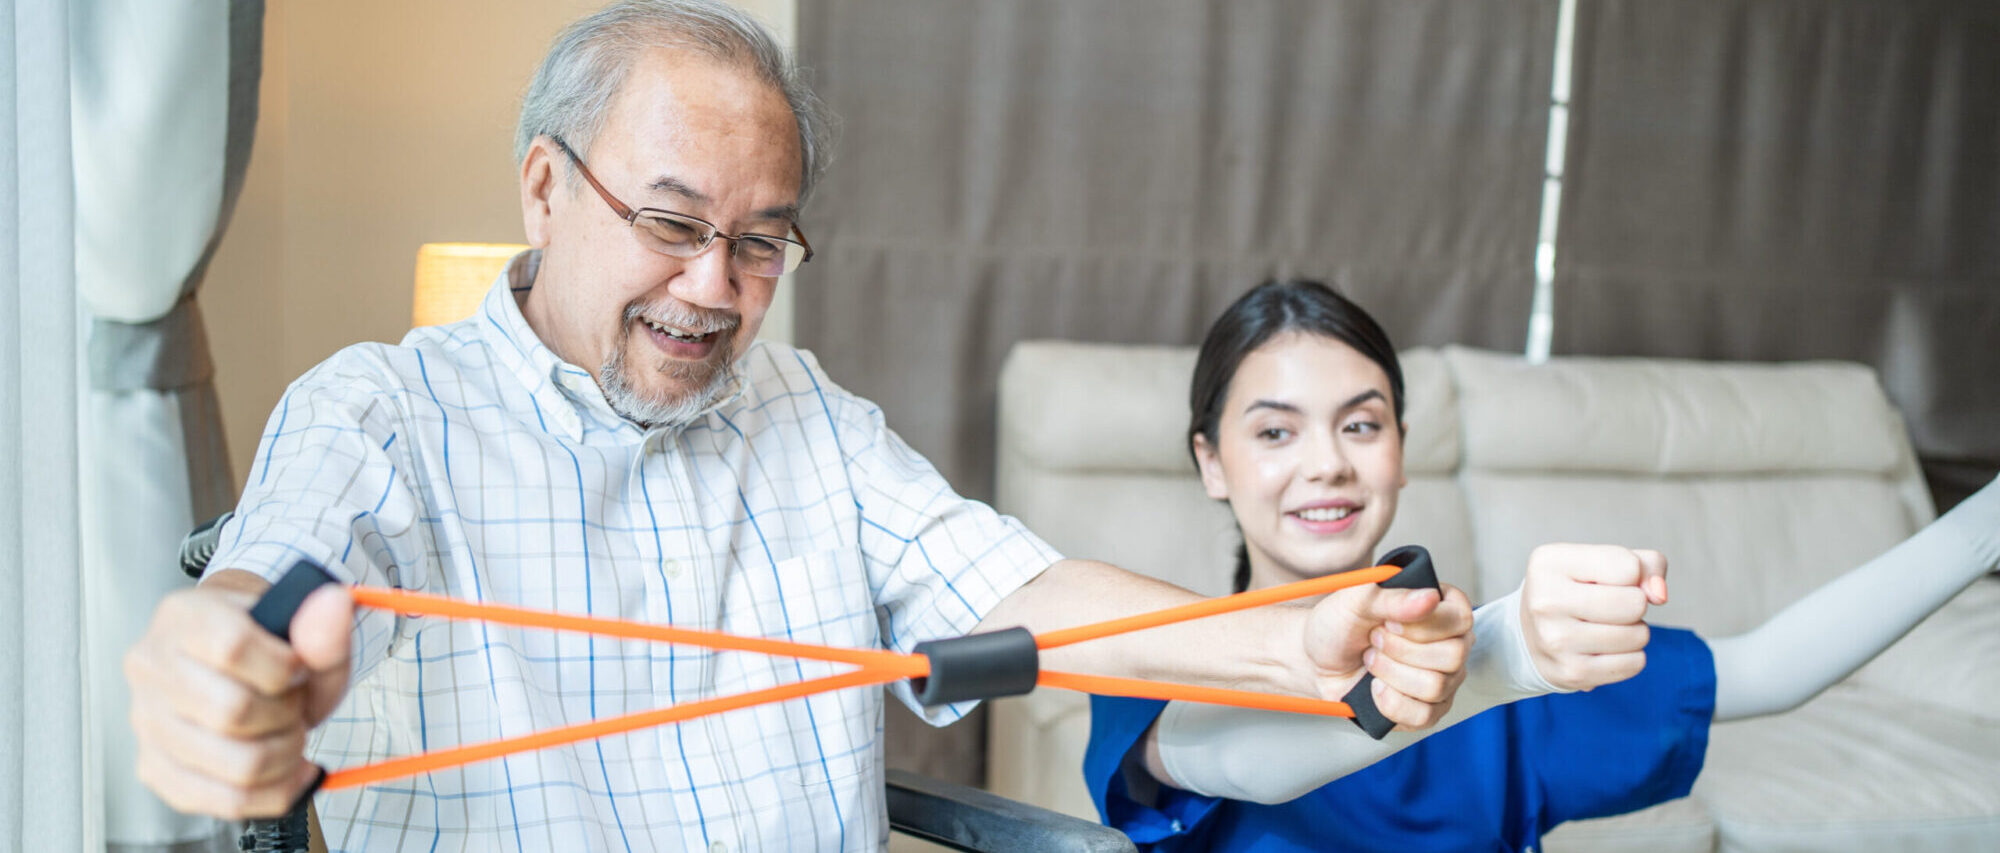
<box><xmin>124</xmin><ymin>569</ymin><xmax>351</xmax><ymax>819</ymax></box>
<box><xmin>1517</xmin><ymin>544</ymin><xmax>1668</xmax><ymax>691</ymax></box>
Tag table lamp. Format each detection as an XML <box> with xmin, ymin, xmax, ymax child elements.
<box><xmin>411</xmin><ymin>242</ymin><xmax>527</xmax><ymax>327</ymax></box>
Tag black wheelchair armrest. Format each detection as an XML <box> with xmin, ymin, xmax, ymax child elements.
<box><xmin>180</xmin><ymin>510</ymin><xmax>233</xmax><ymax>579</ymax></box>
<box><xmin>886</xmin><ymin>769</ymin><xmax>1136</xmax><ymax>852</ymax></box>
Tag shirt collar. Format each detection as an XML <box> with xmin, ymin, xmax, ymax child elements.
<box><xmin>476</xmin><ymin>249</ymin><xmax>749</xmax><ymax>442</ymax></box>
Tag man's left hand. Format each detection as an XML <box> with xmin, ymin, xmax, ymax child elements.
<box><xmin>1305</xmin><ymin>581</ymin><xmax>1474</xmax><ymax>731</ymax></box>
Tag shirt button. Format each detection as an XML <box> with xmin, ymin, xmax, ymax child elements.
<box><xmin>664</xmin><ymin>558</ymin><xmax>683</xmax><ymax>580</ymax></box>
<box><xmin>708</xmin><ymin>842</ymin><xmax>727</xmax><ymax>853</ymax></box>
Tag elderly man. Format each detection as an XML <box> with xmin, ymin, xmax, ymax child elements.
<box><xmin>124</xmin><ymin>2</ymin><xmax>1473</xmax><ymax>850</ymax></box>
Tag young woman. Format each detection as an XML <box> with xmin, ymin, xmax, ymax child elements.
<box><xmin>1083</xmin><ymin>280</ymin><xmax>2000</xmax><ymax>853</ymax></box>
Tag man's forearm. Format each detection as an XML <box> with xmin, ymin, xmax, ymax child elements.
<box><xmin>975</xmin><ymin>559</ymin><xmax>1324</xmax><ymax>699</ymax></box>
<box><xmin>199</xmin><ymin>567</ymin><xmax>273</xmax><ymax>598</ymax></box>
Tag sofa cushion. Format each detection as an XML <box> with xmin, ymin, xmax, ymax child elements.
<box><xmin>1461</xmin><ymin>472</ymin><xmax>1921</xmax><ymax>637</ymax></box>
<box><xmin>1000</xmin><ymin>342</ymin><xmax>1201</xmax><ymax>475</ymax></box>
<box><xmin>1696</xmin><ymin>681</ymin><xmax>2000</xmax><ymax>853</ymax></box>
<box><xmin>1001</xmin><ymin>468</ymin><xmax>1244</xmax><ymax>596</ymax></box>
<box><xmin>1445</xmin><ymin>346</ymin><xmax>1933</xmax><ymax>636</ymax></box>
<box><xmin>1380</xmin><ymin>477</ymin><xmax>1479</xmax><ymax>598</ymax></box>
<box><xmin>986</xmin><ymin>693</ymin><xmax>1098</xmax><ymax>821</ymax></box>
<box><xmin>1395</xmin><ymin>348</ymin><xmax>1461</xmax><ymax>477</ymax></box>
<box><xmin>1542</xmin><ymin>796</ymin><xmax>1716</xmax><ymax>853</ymax></box>
<box><xmin>1851</xmin><ymin>574</ymin><xmax>2000</xmax><ymax>723</ymax></box>
<box><xmin>1445</xmin><ymin>347</ymin><xmax>1915</xmax><ymax>477</ymax></box>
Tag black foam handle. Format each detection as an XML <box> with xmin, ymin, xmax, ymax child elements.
<box><xmin>248</xmin><ymin>560</ymin><xmax>337</xmax><ymax>641</ymax></box>
<box><xmin>911</xmin><ymin>627</ymin><xmax>1040</xmax><ymax>706</ymax></box>
<box><xmin>240</xmin><ymin>560</ymin><xmax>338</xmax><ymax>853</ymax></box>
<box><xmin>1340</xmin><ymin>545</ymin><xmax>1441</xmax><ymax>739</ymax></box>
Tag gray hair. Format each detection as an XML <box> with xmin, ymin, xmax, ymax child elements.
<box><xmin>515</xmin><ymin>0</ymin><xmax>833</xmax><ymax>205</ymax></box>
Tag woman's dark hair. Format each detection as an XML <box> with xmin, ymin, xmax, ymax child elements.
<box><xmin>1187</xmin><ymin>279</ymin><xmax>1406</xmax><ymax>593</ymax></box>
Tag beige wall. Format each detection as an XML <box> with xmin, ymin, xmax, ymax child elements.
<box><xmin>204</xmin><ymin>0</ymin><xmax>797</xmax><ymax>482</ymax></box>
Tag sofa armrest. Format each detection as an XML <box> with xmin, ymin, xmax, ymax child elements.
<box><xmin>1850</xmin><ymin>574</ymin><xmax>2000</xmax><ymax>723</ymax></box>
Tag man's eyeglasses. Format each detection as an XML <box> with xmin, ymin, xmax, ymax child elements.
<box><xmin>550</xmin><ymin>135</ymin><xmax>813</xmax><ymax>278</ymax></box>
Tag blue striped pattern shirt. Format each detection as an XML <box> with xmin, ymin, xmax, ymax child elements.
<box><xmin>208</xmin><ymin>255</ymin><xmax>1060</xmax><ymax>852</ymax></box>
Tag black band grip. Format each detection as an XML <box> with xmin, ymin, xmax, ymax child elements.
<box><xmin>249</xmin><ymin>560</ymin><xmax>338</xmax><ymax>642</ymax></box>
<box><xmin>240</xmin><ymin>560</ymin><xmax>337</xmax><ymax>852</ymax></box>
<box><xmin>282</xmin><ymin>766</ymin><xmax>327</xmax><ymax>823</ymax></box>
<box><xmin>910</xmin><ymin>627</ymin><xmax>1040</xmax><ymax>707</ymax></box>
<box><xmin>1340</xmin><ymin>545</ymin><xmax>1441</xmax><ymax>739</ymax></box>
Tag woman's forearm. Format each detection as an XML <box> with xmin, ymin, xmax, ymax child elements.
<box><xmin>1147</xmin><ymin>589</ymin><xmax>1558</xmax><ymax>804</ymax></box>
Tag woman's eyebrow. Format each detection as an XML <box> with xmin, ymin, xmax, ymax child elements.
<box><xmin>1244</xmin><ymin>389</ymin><xmax>1385</xmax><ymax>417</ymax></box>
<box><xmin>1243</xmin><ymin>399</ymin><xmax>1301</xmax><ymax>416</ymax></box>
<box><xmin>1336</xmin><ymin>389</ymin><xmax>1387</xmax><ymax>413</ymax></box>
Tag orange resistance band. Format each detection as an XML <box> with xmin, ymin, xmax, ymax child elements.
<box><xmin>319</xmin><ymin>563</ymin><xmax>1407</xmax><ymax>791</ymax></box>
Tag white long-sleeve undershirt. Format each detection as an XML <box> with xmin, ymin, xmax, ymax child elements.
<box><xmin>1709</xmin><ymin>478</ymin><xmax>2000</xmax><ymax>720</ymax></box>
<box><xmin>1155</xmin><ymin>586</ymin><xmax>1558</xmax><ymax>804</ymax></box>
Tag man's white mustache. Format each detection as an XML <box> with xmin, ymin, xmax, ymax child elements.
<box><xmin>625</xmin><ymin>302</ymin><xmax>739</xmax><ymax>336</ymax></box>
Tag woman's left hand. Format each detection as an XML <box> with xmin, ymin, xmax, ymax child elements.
<box><xmin>1517</xmin><ymin>544</ymin><xmax>1670</xmax><ymax>691</ymax></box>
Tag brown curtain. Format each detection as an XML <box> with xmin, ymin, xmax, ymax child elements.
<box><xmin>797</xmin><ymin>0</ymin><xmax>1554</xmax><ymax>786</ymax></box>
<box><xmin>1555</xmin><ymin>0</ymin><xmax>2000</xmax><ymax>509</ymax></box>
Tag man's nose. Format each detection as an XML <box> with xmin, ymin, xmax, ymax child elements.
<box><xmin>669</xmin><ymin>241</ymin><xmax>737</xmax><ymax>310</ymax></box>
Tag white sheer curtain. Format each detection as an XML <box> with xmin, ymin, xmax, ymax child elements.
<box><xmin>2</xmin><ymin>0</ymin><xmax>90</xmax><ymax>847</ymax></box>
<box><xmin>71</xmin><ymin>1</ymin><xmax>255</xmax><ymax>849</ymax></box>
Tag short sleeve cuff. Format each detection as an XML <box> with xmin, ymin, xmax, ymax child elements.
<box><xmin>1086</xmin><ymin>696</ymin><xmax>1224</xmax><ymax>846</ymax></box>
<box><xmin>1651</xmin><ymin>626</ymin><xmax>1718</xmax><ymax>801</ymax></box>
<box><xmin>884</xmin><ymin>523</ymin><xmax>1063</xmax><ymax>725</ymax></box>
<box><xmin>202</xmin><ymin>515</ymin><xmax>351</xmax><ymax>587</ymax></box>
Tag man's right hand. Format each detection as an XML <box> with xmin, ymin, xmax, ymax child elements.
<box><xmin>125</xmin><ymin>569</ymin><xmax>352</xmax><ymax>819</ymax></box>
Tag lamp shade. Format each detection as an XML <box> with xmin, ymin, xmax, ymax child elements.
<box><xmin>412</xmin><ymin>242</ymin><xmax>527</xmax><ymax>327</ymax></box>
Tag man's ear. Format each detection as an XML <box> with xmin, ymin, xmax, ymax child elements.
<box><xmin>520</xmin><ymin>138</ymin><xmax>559</xmax><ymax>249</ymax></box>
<box><xmin>1193</xmin><ymin>433</ymin><xmax>1230</xmax><ymax>501</ymax></box>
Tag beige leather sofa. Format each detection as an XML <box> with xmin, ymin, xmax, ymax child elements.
<box><xmin>987</xmin><ymin>342</ymin><xmax>2000</xmax><ymax>853</ymax></box>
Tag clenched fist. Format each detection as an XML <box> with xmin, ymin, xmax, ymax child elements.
<box><xmin>124</xmin><ymin>569</ymin><xmax>352</xmax><ymax>819</ymax></box>
<box><xmin>1517</xmin><ymin>544</ymin><xmax>1669</xmax><ymax>691</ymax></box>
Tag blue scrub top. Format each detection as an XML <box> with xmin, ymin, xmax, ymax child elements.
<box><xmin>1084</xmin><ymin>627</ymin><xmax>1716</xmax><ymax>853</ymax></box>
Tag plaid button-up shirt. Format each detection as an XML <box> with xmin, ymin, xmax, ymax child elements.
<box><xmin>210</xmin><ymin>253</ymin><xmax>1059</xmax><ymax>852</ymax></box>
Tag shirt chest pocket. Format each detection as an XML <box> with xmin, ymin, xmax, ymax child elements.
<box><xmin>730</xmin><ymin>547</ymin><xmax>880</xmax><ymax>656</ymax></box>
<box><xmin>725</xmin><ymin>549</ymin><xmax>881</xmax><ymax>793</ymax></box>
